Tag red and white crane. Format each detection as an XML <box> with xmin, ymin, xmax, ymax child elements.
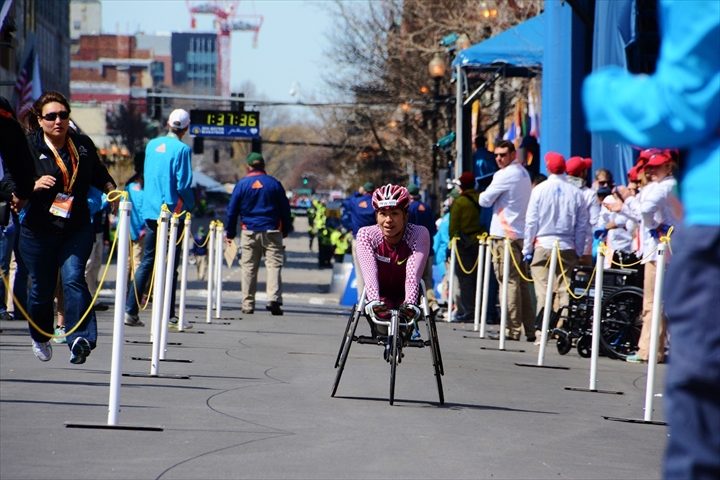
<box><xmin>186</xmin><ymin>0</ymin><xmax>263</xmax><ymax>98</ymax></box>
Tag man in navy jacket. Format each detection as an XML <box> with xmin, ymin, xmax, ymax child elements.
<box><xmin>226</xmin><ymin>152</ymin><xmax>291</xmax><ymax>315</ymax></box>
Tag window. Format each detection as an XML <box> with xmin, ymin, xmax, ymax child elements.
<box><xmin>73</xmin><ymin>21</ymin><xmax>81</xmax><ymax>30</ymax></box>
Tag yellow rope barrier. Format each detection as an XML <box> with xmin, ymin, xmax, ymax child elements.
<box><xmin>506</xmin><ymin>240</ymin><xmax>553</xmax><ymax>283</ymax></box>
<box><xmin>450</xmin><ymin>237</ymin><xmax>479</xmax><ymax>274</ymax></box>
<box><xmin>557</xmin><ymin>241</ymin><xmax>597</xmax><ymax>300</ymax></box>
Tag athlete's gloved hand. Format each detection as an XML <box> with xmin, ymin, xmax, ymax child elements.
<box><xmin>364</xmin><ymin>300</ymin><xmax>387</xmax><ymax>317</ymax></box>
<box><xmin>593</xmin><ymin>228</ymin><xmax>609</xmax><ymax>240</ymax></box>
<box><xmin>399</xmin><ymin>303</ymin><xmax>422</xmax><ymax>320</ymax></box>
<box><xmin>522</xmin><ymin>254</ymin><xmax>533</xmax><ymax>263</ymax></box>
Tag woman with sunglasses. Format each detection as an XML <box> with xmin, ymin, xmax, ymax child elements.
<box><xmin>21</xmin><ymin>91</ymin><xmax>116</xmax><ymax>364</ymax></box>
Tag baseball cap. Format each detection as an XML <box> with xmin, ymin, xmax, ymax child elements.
<box><xmin>247</xmin><ymin>152</ymin><xmax>264</xmax><ymax>165</ymax></box>
<box><xmin>645</xmin><ymin>151</ymin><xmax>673</xmax><ymax>167</ymax></box>
<box><xmin>407</xmin><ymin>184</ymin><xmax>420</xmax><ymax>195</ymax></box>
<box><xmin>168</xmin><ymin>109</ymin><xmax>190</xmax><ymax>130</ymax></box>
<box><xmin>363</xmin><ymin>182</ymin><xmax>375</xmax><ymax>192</ymax></box>
<box><xmin>566</xmin><ymin>156</ymin><xmax>592</xmax><ymax>177</ymax></box>
<box><xmin>453</xmin><ymin>172</ymin><xmax>476</xmax><ymax>188</ymax></box>
<box><xmin>544</xmin><ymin>151</ymin><xmax>566</xmax><ymax>174</ymax></box>
<box><xmin>627</xmin><ymin>165</ymin><xmax>640</xmax><ymax>182</ymax></box>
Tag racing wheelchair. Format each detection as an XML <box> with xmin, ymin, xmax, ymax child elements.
<box><xmin>536</xmin><ymin>265</ymin><xmax>644</xmax><ymax>360</ymax></box>
<box><xmin>331</xmin><ymin>281</ymin><xmax>444</xmax><ymax>405</ymax></box>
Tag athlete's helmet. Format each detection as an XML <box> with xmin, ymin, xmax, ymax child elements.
<box><xmin>372</xmin><ymin>184</ymin><xmax>410</xmax><ymax>211</ymax></box>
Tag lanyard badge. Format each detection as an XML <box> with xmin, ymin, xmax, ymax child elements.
<box><xmin>44</xmin><ymin>135</ymin><xmax>80</xmax><ymax>218</ymax></box>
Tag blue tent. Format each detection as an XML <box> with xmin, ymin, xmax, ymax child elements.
<box><xmin>453</xmin><ymin>13</ymin><xmax>544</xmax><ymax>73</ymax></box>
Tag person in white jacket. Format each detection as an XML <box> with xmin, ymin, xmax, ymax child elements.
<box><xmin>566</xmin><ymin>156</ymin><xmax>600</xmax><ymax>263</ymax></box>
<box><xmin>478</xmin><ymin>140</ymin><xmax>534</xmax><ymax>342</ymax></box>
<box><xmin>608</xmin><ymin>150</ymin><xmax>682</xmax><ymax>363</ymax></box>
<box><xmin>523</xmin><ymin>153</ymin><xmax>589</xmax><ymax>334</ymax></box>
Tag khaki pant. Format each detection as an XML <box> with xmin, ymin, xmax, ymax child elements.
<box><xmin>85</xmin><ymin>231</ymin><xmax>104</xmax><ymax>296</ymax></box>
<box><xmin>531</xmin><ymin>246</ymin><xmax>578</xmax><ymax>315</ymax></box>
<box><xmin>241</xmin><ymin>230</ymin><xmax>284</xmax><ymax>310</ymax></box>
<box><xmin>127</xmin><ymin>237</ymin><xmax>145</xmax><ymax>281</ymax></box>
<box><xmin>196</xmin><ymin>255</ymin><xmax>207</xmax><ymax>281</ymax></box>
<box><xmin>351</xmin><ymin>238</ymin><xmax>364</xmax><ymax>302</ymax></box>
<box><xmin>637</xmin><ymin>260</ymin><xmax>667</xmax><ymax>362</ymax></box>
<box><xmin>491</xmin><ymin>238</ymin><xmax>534</xmax><ymax>339</ymax></box>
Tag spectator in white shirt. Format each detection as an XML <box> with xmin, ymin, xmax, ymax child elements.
<box><xmin>566</xmin><ymin>157</ymin><xmax>600</xmax><ymax>264</ymax></box>
<box><xmin>523</xmin><ymin>152</ymin><xmax>588</xmax><ymax>332</ymax></box>
<box><xmin>478</xmin><ymin>140</ymin><xmax>534</xmax><ymax>342</ymax></box>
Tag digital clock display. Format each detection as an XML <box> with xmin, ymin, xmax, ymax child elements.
<box><xmin>189</xmin><ymin>110</ymin><xmax>261</xmax><ymax>138</ymax></box>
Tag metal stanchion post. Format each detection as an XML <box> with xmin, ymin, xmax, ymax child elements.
<box><xmin>479</xmin><ymin>239</ymin><xmax>492</xmax><ymax>339</ymax></box>
<box><xmin>206</xmin><ymin>223</ymin><xmax>216</xmax><ymax>324</ymax></box>
<box><xmin>565</xmin><ymin>244</ymin><xmax>622</xmax><ymax>393</ymax></box>
<box><xmin>214</xmin><ymin>223</ymin><xmax>223</xmax><ymax>319</ymax></box>
<box><xmin>159</xmin><ymin>215</ymin><xmax>178</xmax><ymax>360</ymax></box>
<box><xmin>447</xmin><ymin>240</ymin><xmax>456</xmax><ymax>323</ymax></box>
<box><xmin>473</xmin><ymin>241</ymin><xmax>485</xmax><ymax>332</ymax></box>
<box><xmin>150</xmin><ymin>211</ymin><xmax>169</xmax><ymax>375</ymax></box>
<box><xmin>178</xmin><ymin>215</ymin><xmax>191</xmax><ymax>333</ymax></box>
<box><xmin>644</xmin><ymin>243</ymin><xmax>667</xmax><ymax>421</ymax></box>
<box><xmin>108</xmin><ymin>201</ymin><xmax>130</xmax><ymax>424</ymax></box>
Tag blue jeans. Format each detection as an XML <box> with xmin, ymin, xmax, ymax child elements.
<box><xmin>19</xmin><ymin>224</ymin><xmax>97</xmax><ymax>348</ymax></box>
<box><xmin>11</xmin><ymin>218</ymin><xmax>28</xmax><ymax>319</ymax></box>
<box><xmin>663</xmin><ymin>226</ymin><xmax>720</xmax><ymax>479</ymax></box>
<box><xmin>125</xmin><ymin>220</ymin><xmax>181</xmax><ymax>317</ymax></box>
<box><xmin>0</xmin><ymin>227</ymin><xmax>16</xmax><ymax>313</ymax></box>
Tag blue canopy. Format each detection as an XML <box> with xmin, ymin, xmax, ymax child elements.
<box><xmin>453</xmin><ymin>13</ymin><xmax>544</xmax><ymax>70</ymax></box>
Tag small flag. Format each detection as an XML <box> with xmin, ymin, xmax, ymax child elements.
<box><xmin>14</xmin><ymin>44</ymin><xmax>42</xmax><ymax>121</ymax></box>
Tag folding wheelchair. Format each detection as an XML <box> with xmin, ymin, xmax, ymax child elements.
<box><xmin>537</xmin><ymin>266</ymin><xmax>644</xmax><ymax>360</ymax></box>
<box><xmin>331</xmin><ymin>281</ymin><xmax>444</xmax><ymax>405</ymax></box>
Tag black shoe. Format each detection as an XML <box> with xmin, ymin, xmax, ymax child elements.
<box><xmin>266</xmin><ymin>302</ymin><xmax>283</xmax><ymax>316</ymax></box>
<box><xmin>526</xmin><ymin>336</ymin><xmax>537</xmax><ymax>343</ymax></box>
<box><xmin>0</xmin><ymin>312</ymin><xmax>13</xmax><ymax>320</ymax></box>
<box><xmin>94</xmin><ymin>303</ymin><xmax>109</xmax><ymax>312</ymax></box>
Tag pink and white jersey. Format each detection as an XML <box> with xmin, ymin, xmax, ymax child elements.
<box><xmin>355</xmin><ymin>223</ymin><xmax>430</xmax><ymax>308</ymax></box>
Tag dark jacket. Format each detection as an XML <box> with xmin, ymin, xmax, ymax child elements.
<box><xmin>0</xmin><ymin>97</ymin><xmax>36</xmax><ymax>200</ymax></box>
<box><xmin>21</xmin><ymin>129</ymin><xmax>115</xmax><ymax>234</ymax></box>
<box><xmin>225</xmin><ymin>169</ymin><xmax>292</xmax><ymax>238</ymax></box>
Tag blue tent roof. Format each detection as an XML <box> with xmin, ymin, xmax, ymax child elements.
<box><xmin>453</xmin><ymin>13</ymin><xmax>544</xmax><ymax>70</ymax></box>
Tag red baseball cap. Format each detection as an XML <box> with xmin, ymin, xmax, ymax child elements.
<box><xmin>566</xmin><ymin>156</ymin><xmax>592</xmax><ymax>177</ymax></box>
<box><xmin>627</xmin><ymin>165</ymin><xmax>640</xmax><ymax>182</ymax></box>
<box><xmin>646</xmin><ymin>151</ymin><xmax>673</xmax><ymax>167</ymax></box>
<box><xmin>454</xmin><ymin>172</ymin><xmax>476</xmax><ymax>188</ymax></box>
<box><xmin>544</xmin><ymin>151</ymin><xmax>566</xmax><ymax>174</ymax></box>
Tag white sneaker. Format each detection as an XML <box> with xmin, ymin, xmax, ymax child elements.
<box><xmin>32</xmin><ymin>341</ymin><xmax>53</xmax><ymax>362</ymax></box>
<box><xmin>169</xmin><ymin>319</ymin><xmax>193</xmax><ymax>330</ymax></box>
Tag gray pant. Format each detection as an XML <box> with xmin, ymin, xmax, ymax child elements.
<box><xmin>240</xmin><ymin>230</ymin><xmax>284</xmax><ymax>310</ymax></box>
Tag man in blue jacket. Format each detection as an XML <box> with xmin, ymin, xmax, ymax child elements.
<box><xmin>226</xmin><ymin>152</ymin><xmax>291</xmax><ymax>316</ymax></box>
<box><xmin>341</xmin><ymin>181</ymin><xmax>376</xmax><ymax>302</ymax></box>
<box><xmin>583</xmin><ymin>2</ymin><xmax>719</xmax><ymax>477</ymax></box>
<box><xmin>124</xmin><ymin>109</ymin><xmax>195</xmax><ymax>329</ymax></box>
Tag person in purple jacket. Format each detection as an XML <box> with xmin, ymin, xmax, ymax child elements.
<box><xmin>225</xmin><ymin>152</ymin><xmax>292</xmax><ymax>316</ymax></box>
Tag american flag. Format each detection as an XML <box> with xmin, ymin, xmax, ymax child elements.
<box><xmin>14</xmin><ymin>45</ymin><xmax>41</xmax><ymax>121</ymax></box>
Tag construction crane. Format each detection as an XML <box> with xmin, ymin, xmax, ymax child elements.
<box><xmin>186</xmin><ymin>0</ymin><xmax>263</xmax><ymax>98</ymax></box>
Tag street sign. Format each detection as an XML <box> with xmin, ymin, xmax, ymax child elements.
<box><xmin>189</xmin><ymin>110</ymin><xmax>260</xmax><ymax>138</ymax></box>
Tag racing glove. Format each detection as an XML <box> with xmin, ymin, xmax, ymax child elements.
<box><xmin>399</xmin><ymin>303</ymin><xmax>422</xmax><ymax>320</ymax></box>
<box><xmin>364</xmin><ymin>300</ymin><xmax>387</xmax><ymax>317</ymax></box>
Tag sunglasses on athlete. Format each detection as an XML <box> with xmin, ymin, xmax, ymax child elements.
<box><xmin>40</xmin><ymin>111</ymin><xmax>70</xmax><ymax>121</ymax></box>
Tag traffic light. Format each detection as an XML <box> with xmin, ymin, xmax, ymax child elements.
<box><xmin>230</xmin><ymin>92</ymin><xmax>245</xmax><ymax>112</ymax></box>
<box><xmin>251</xmin><ymin>137</ymin><xmax>262</xmax><ymax>154</ymax></box>
<box><xmin>213</xmin><ymin>148</ymin><xmax>219</xmax><ymax>164</ymax></box>
<box><xmin>302</xmin><ymin>176</ymin><xmax>309</xmax><ymax>185</ymax></box>
<box><xmin>193</xmin><ymin>136</ymin><xmax>204</xmax><ymax>154</ymax></box>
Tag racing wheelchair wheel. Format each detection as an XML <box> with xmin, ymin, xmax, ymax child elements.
<box><xmin>389</xmin><ymin>313</ymin><xmax>399</xmax><ymax>405</ymax></box>
<box><xmin>335</xmin><ymin>304</ymin><xmax>357</xmax><ymax>368</ymax></box>
<box><xmin>576</xmin><ymin>335</ymin><xmax>592</xmax><ymax>358</ymax></box>
<box><xmin>424</xmin><ymin>310</ymin><xmax>445</xmax><ymax>404</ymax></box>
<box><xmin>332</xmin><ymin>304</ymin><xmax>362</xmax><ymax>397</ymax></box>
<box><xmin>599</xmin><ymin>287</ymin><xmax>644</xmax><ymax>360</ymax></box>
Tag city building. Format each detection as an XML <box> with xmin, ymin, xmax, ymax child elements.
<box><xmin>171</xmin><ymin>32</ymin><xmax>217</xmax><ymax>95</ymax></box>
<box><xmin>69</xmin><ymin>0</ymin><xmax>101</xmax><ymax>45</ymax></box>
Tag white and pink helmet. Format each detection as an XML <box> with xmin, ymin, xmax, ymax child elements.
<box><xmin>372</xmin><ymin>184</ymin><xmax>410</xmax><ymax>211</ymax></box>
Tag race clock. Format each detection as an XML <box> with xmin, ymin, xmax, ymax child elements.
<box><xmin>189</xmin><ymin>110</ymin><xmax>260</xmax><ymax>138</ymax></box>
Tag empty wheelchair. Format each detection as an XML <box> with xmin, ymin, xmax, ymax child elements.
<box><xmin>537</xmin><ymin>266</ymin><xmax>644</xmax><ymax>360</ymax></box>
<box><xmin>331</xmin><ymin>281</ymin><xmax>444</xmax><ymax>405</ymax></box>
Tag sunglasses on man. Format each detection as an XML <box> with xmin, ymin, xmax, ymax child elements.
<box><xmin>40</xmin><ymin>111</ymin><xmax>70</xmax><ymax>121</ymax></box>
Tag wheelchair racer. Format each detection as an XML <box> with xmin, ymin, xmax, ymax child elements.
<box><xmin>355</xmin><ymin>184</ymin><xmax>431</xmax><ymax>333</ymax></box>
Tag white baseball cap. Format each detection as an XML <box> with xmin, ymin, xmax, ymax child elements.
<box><xmin>168</xmin><ymin>109</ymin><xmax>190</xmax><ymax>130</ymax></box>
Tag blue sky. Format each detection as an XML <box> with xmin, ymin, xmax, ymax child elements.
<box><xmin>100</xmin><ymin>0</ymin><xmax>335</xmax><ymax>102</ymax></box>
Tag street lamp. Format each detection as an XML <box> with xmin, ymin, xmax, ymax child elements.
<box><xmin>428</xmin><ymin>53</ymin><xmax>447</xmax><ymax>215</ymax></box>
<box><xmin>456</xmin><ymin>33</ymin><xmax>471</xmax><ymax>51</ymax></box>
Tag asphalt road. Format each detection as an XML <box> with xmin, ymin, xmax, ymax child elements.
<box><xmin>0</xmin><ymin>217</ymin><xmax>667</xmax><ymax>479</ymax></box>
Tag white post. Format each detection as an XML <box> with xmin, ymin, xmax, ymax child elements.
<box><xmin>473</xmin><ymin>240</ymin><xmax>485</xmax><ymax>331</ymax></box>
<box><xmin>159</xmin><ymin>215</ymin><xmax>178</xmax><ymax>360</ymax></box>
<box><xmin>214</xmin><ymin>223</ymin><xmax>223</xmax><ymax>319</ymax></box>
<box><xmin>644</xmin><ymin>243</ymin><xmax>667</xmax><ymax>422</ymax></box>
<box><xmin>178</xmin><ymin>215</ymin><xmax>192</xmax><ymax>333</ymax></box>
<box><xmin>150</xmin><ymin>211</ymin><xmax>169</xmax><ymax>375</ymax></box>
<box><xmin>206</xmin><ymin>223</ymin><xmax>216</xmax><ymax>324</ymax></box>
<box><xmin>108</xmin><ymin>200</ymin><xmax>131</xmax><ymax>425</ymax></box>
<box><xmin>499</xmin><ymin>238</ymin><xmax>510</xmax><ymax>350</ymax></box>
<box><xmin>455</xmin><ymin>64</ymin><xmax>463</xmax><ymax>180</ymax></box>
<box><xmin>537</xmin><ymin>242</ymin><xmax>559</xmax><ymax>366</ymax></box>
<box><xmin>447</xmin><ymin>240</ymin><xmax>456</xmax><ymax>322</ymax></box>
<box><xmin>589</xmin><ymin>246</ymin><xmax>605</xmax><ymax>390</ymax></box>
<box><xmin>479</xmin><ymin>239</ymin><xmax>492</xmax><ymax>339</ymax></box>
